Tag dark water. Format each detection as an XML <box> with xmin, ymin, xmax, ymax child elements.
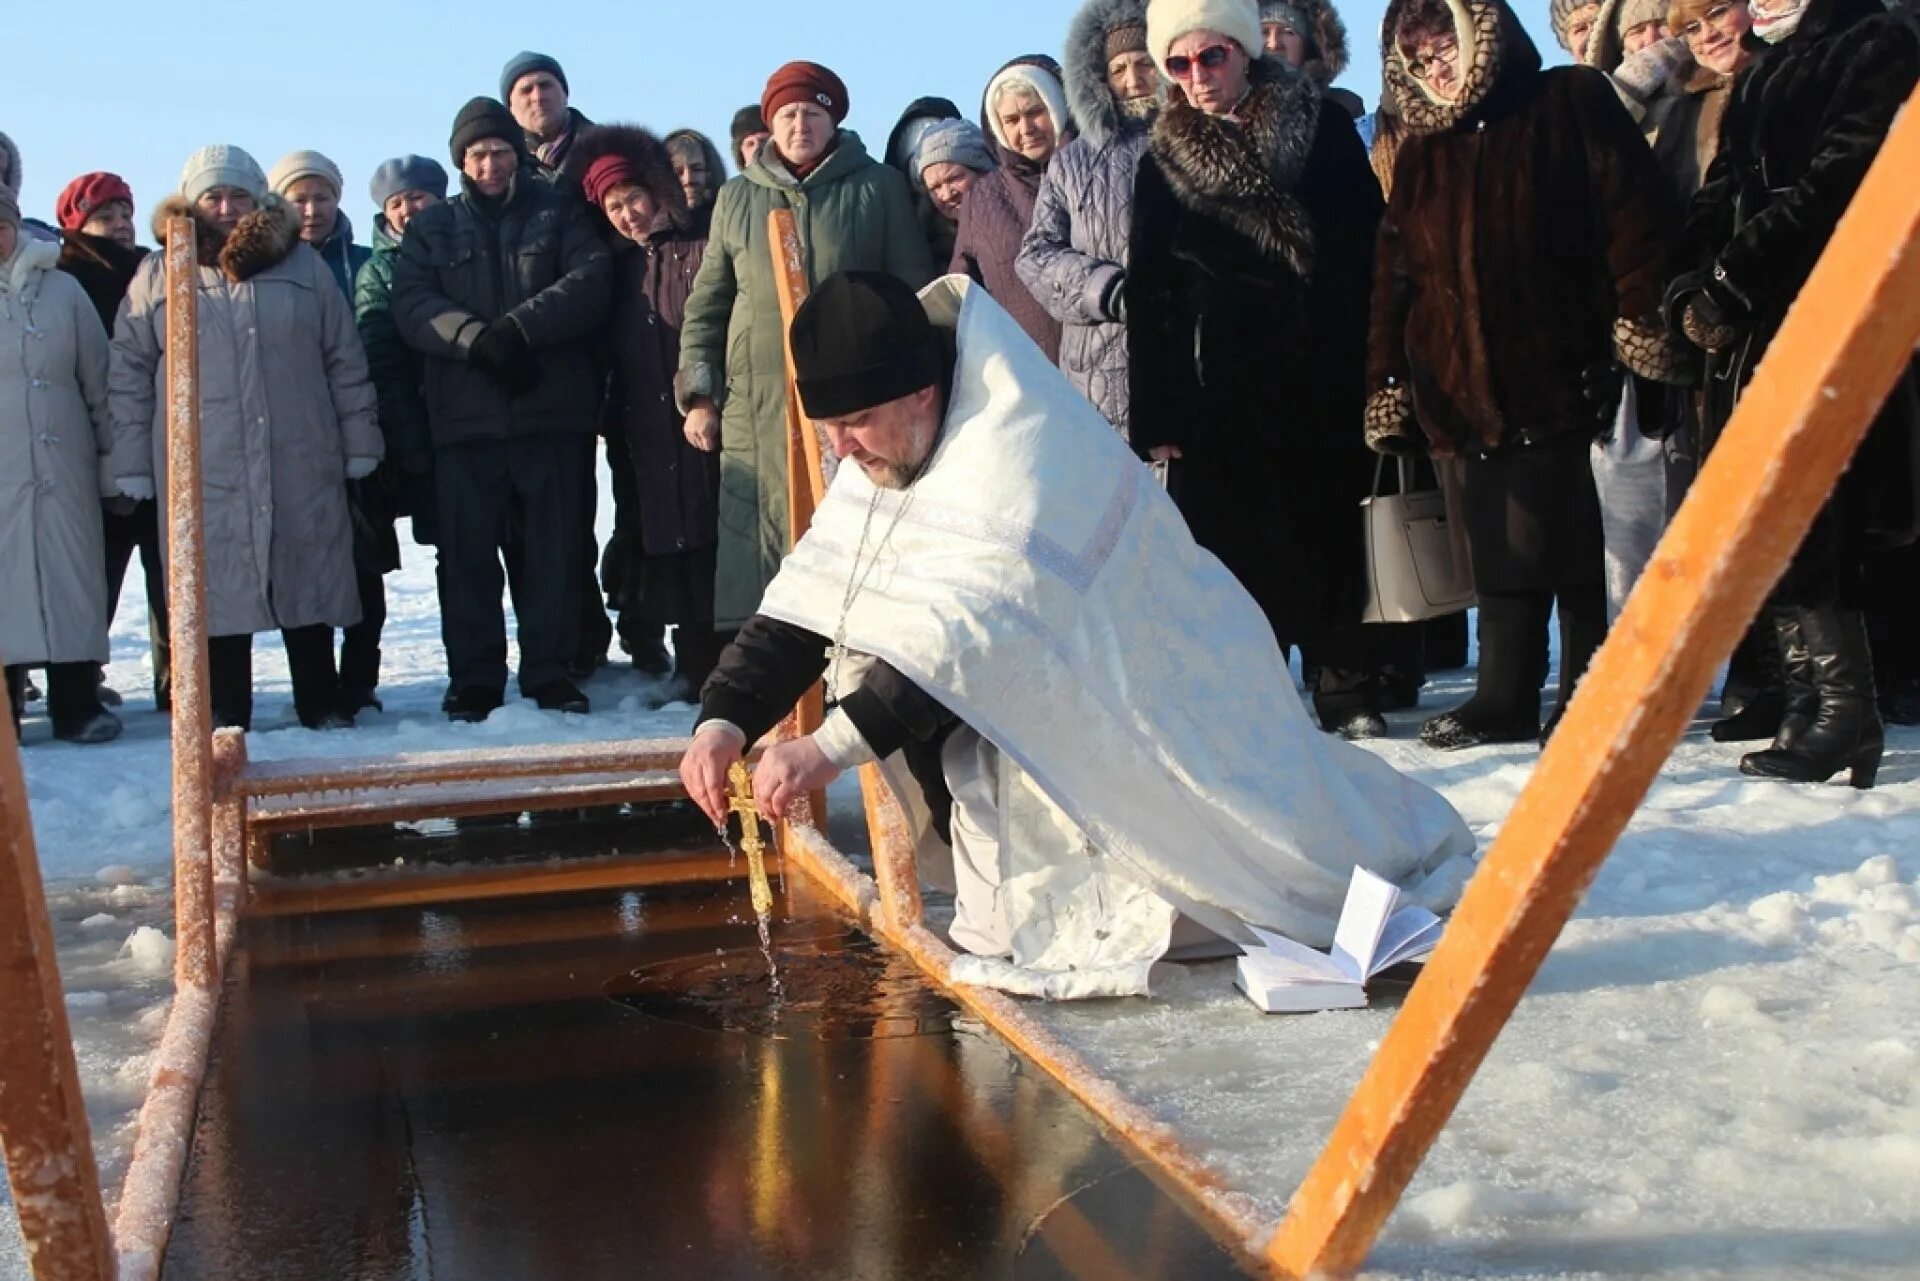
<box><xmin>609</xmin><ymin>923</ymin><xmax>958</xmax><ymax>1041</ymax></box>
<box><xmin>161</xmin><ymin>843</ymin><xmax>1251</xmax><ymax>1281</ymax></box>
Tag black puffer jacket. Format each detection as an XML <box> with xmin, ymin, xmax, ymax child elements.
<box><xmin>56</xmin><ymin>232</ymin><xmax>147</xmax><ymax>334</ymax></box>
<box><xmin>391</xmin><ymin>172</ymin><xmax>612</xmax><ymax>445</ymax></box>
<box><xmin>1676</xmin><ymin>0</ymin><xmax>1920</xmax><ymax>542</ymax></box>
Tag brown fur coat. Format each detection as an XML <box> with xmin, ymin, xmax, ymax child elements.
<box><xmin>1365</xmin><ymin>0</ymin><xmax>1683</xmax><ymax>455</ymax></box>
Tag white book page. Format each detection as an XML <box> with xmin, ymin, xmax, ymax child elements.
<box><xmin>1373</xmin><ymin>907</ymin><xmax>1444</xmax><ymax>973</ymax></box>
<box><xmin>1331</xmin><ymin>867</ymin><xmax>1402</xmax><ymax>981</ymax></box>
<box><xmin>1236</xmin><ymin>959</ymin><xmax>1369</xmax><ymax>1013</ymax></box>
<box><xmin>1245</xmin><ymin>925</ymin><xmax>1348</xmax><ymax>983</ymax></box>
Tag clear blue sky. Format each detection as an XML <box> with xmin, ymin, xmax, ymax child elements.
<box><xmin>7</xmin><ymin>0</ymin><xmax>1562</xmax><ymax>239</ymax></box>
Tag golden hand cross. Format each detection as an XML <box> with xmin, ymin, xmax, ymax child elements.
<box><xmin>725</xmin><ymin>761</ymin><xmax>776</xmax><ymax>917</ymax></box>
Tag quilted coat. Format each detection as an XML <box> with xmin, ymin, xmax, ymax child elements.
<box><xmin>1015</xmin><ymin>0</ymin><xmax>1155</xmax><ymax>438</ymax></box>
<box><xmin>1</xmin><ymin>236</ymin><xmax>113</xmax><ymax>666</ymax></box>
<box><xmin>675</xmin><ymin>130</ymin><xmax>933</xmax><ymax>629</ymax></box>
<box><xmin>108</xmin><ymin>195</ymin><xmax>381</xmax><ymax>636</ymax></box>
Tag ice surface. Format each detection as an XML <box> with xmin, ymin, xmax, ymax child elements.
<box><xmin>8</xmin><ymin>473</ymin><xmax>1920</xmax><ymax>1280</ymax></box>
<box><xmin>1029</xmin><ymin>696</ymin><xmax>1920</xmax><ymax>1280</ymax></box>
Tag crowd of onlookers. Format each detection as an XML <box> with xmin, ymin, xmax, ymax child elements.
<box><xmin>2</xmin><ymin>0</ymin><xmax>1915</xmax><ymax>790</ymax></box>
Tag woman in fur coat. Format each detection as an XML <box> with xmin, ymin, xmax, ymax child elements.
<box><xmin>1</xmin><ymin>188</ymin><xmax>121</xmax><ymax>743</ymax></box>
<box><xmin>565</xmin><ymin>124</ymin><xmax>725</xmax><ymax>701</ymax></box>
<box><xmin>1665</xmin><ymin>0</ymin><xmax>1920</xmax><ymax>787</ymax></box>
<box><xmin>1365</xmin><ymin>0</ymin><xmax>1688</xmax><ymax>751</ymax></box>
<box><xmin>107</xmin><ymin>146</ymin><xmax>382</xmax><ymax>733</ymax></box>
<box><xmin>1128</xmin><ymin>0</ymin><xmax>1393</xmax><ymax>737</ymax></box>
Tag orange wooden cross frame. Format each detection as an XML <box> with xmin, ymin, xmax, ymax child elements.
<box><xmin>0</xmin><ymin>706</ymin><xmax>115</xmax><ymax>1281</ymax></box>
<box><xmin>767</xmin><ymin>210</ymin><xmax>925</xmax><ymax>932</ymax></box>
<box><xmin>1268</xmin><ymin>83</ymin><xmax>1920</xmax><ymax>1279</ymax></box>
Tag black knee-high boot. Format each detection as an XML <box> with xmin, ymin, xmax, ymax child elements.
<box><xmin>1420</xmin><ymin>591</ymin><xmax>1550</xmax><ymax>750</ymax></box>
<box><xmin>1540</xmin><ymin>582</ymin><xmax>1608</xmax><ymax>743</ymax></box>
<box><xmin>1741</xmin><ymin>606</ymin><xmax>1882</xmax><ymax>787</ymax></box>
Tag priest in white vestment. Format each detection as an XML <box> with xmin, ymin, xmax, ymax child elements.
<box><xmin>680</xmin><ymin>270</ymin><xmax>1477</xmax><ymax>999</ymax></box>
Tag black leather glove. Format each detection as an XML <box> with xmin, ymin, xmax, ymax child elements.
<box><xmin>469</xmin><ymin>319</ymin><xmax>541</xmax><ymax>396</ymax></box>
<box><xmin>1582</xmin><ymin>360</ymin><xmax>1625</xmax><ymax>437</ymax></box>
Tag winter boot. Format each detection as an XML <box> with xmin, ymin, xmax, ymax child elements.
<box><xmin>1711</xmin><ymin>609</ymin><xmax>1815</xmax><ymax>743</ymax></box>
<box><xmin>445</xmin><ymin>686</ymin><xmax>503</xmax><ymax>723</ymax></box>
<box><xmin>1329</xmin><ymin>709</ymin><xmax>1390</xmax><ymax>740</ymax></box>
<box><xmin>626</xmin><ymin>619</ymin><xmax>673</xmax><ymax>679</ymax></box>
<box><xmin>1740</xmin><ymin>606</ymin><xmax>1883</xmax><ymax>788</ymax></box>
<box><xmin>1421</xmin><ymin>592</ymin><xmax>1548</xmax><ymax>751</ymax></box>
<box><xmin>530</xmin><ymin>679</ymin><xmax>590</xmax><ymax>715</ymax></box>
<box><xmin>55</xmin><ymin>711</ymin><xmax>125</xmax><ymax>745</ymax></box>
<box><xmin>1720</xmin><ymin>607</ymin><xmax>1820</xmax><ymax>747</ymax></box>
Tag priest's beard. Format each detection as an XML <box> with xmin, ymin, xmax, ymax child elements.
<box><xmin>870</xmin><ymin>416</ymin><xmax>939</xmax><ymax>490</ymax></box>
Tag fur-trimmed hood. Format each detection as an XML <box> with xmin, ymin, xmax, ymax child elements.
<box><xmin>1290</xmin><ymin>0</ymin><xmax>1354</xmax><ymax>88</ymax></box>
<box><xmin>1148</xmin><ymin>57</ymin><xmax>1323</xmax><ymax>276</ymax></box>
<box><xmin>148</xmin><ymin>192</ymin><xmax>303</xmax><ymax>282</ymax></box>
<box><xmin>1</xmin><ymin>234</ymin><xmax>60</xmax><ymax>301</ymax></box>
<box><xmin>1381</xmin><ymin>0</ymin><xmax>1543</xmax><ymax>135</ymax></box>
<box><xmin>981</xmin><ymin>54</ymin><xmax>1077</xmax><ymax>175</ymax></box>
<box><xmin>1066</xmin><ymin>0</ymin><xmax>1157</xmax><ymax>147</ymax></box>
<box><xmin>665</xmin><ymin>128</ymin><xmax>728</xmax><ymax>206</ymax></box>
<box><xmin>560</xmin><ymin>123</ymin><xmax>691</xmax><ymax>234</ymax></box>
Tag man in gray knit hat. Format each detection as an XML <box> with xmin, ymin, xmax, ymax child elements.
<box><xmin>501</xmin><ymin>51</ymin><xmax>593</xmax><ymax>175</ymax></box>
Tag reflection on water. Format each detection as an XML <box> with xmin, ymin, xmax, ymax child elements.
<box><xmin>164</xmin><ymin>830</ymin><xmax>1249</xmax><ymax>1281</ymax></box>
<box><xmin>609</xmin><ymin>927</ymin><xmax>956</xmax><ymax>1040</ymax></box>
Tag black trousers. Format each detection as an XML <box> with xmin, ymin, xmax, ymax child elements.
<box><xmin>436</xmin><ymin>435</ymin><xmax>593</xmax><ymax>696</ymax></box>
<box><xmin>7</xmin><ymin>662</ymin><xmax>105</xmax><ymax>736</ymax></box>
<box><xmin>207</xmin><ymin>625</ymin><xmax>338</xmax><ymax>731</ymax></box>
<box><xmin>338</xmin><ymin>565</ymin><xmax>387</xmax><ymax>695</ymax></box>
<box><xmin>102</xmin><ymin>498</ymin><xmax>171</xmax><ymax>706</ymax></box>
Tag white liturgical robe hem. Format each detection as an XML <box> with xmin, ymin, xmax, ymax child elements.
<box><xmin>767</xmin><ymin>277</ymin><xmax>1479</xmax><ymax>999</ymax></box>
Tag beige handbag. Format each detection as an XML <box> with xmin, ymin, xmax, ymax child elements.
<box><xmin>1359</xmin><ymin>457</ymin><xmax>1476</xmax><ymax>624</ymax></box>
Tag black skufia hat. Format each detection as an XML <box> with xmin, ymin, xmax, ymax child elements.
<box><xmin>790</xmin><ymin>271</ymin><xmax>941</xmax><ymax>419</ymax></box>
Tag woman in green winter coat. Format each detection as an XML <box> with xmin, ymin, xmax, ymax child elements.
<box><xmin>677</xmin><ymin>61</ymin><xmax>934</xmax><ymax>632</ymax></box>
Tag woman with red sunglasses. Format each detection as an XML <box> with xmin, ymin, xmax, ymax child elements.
<box><xmin>1126</xmin><ymin>0</ymin><xmax>1398</xmax><ymax>739</ymax></box>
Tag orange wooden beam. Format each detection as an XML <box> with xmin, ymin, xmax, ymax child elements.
<box><xmin>1267</xmin><ymin>84</ymin><xmax>1920</xmax><ymax>1279</ymax></box>
<box><xmin>768</xmin><ymin>210</ymin><xmax>830</xmax><ymax>826</ymax></box>
<box><xmin>0</xmin><ymin>699</ymin><xmax>115</xmax><ymax>1281</ymax></box>
<box><xmin>162</xmin><ymin>215</ymin><xmax>218</xmax><ymax>993</ymax></box>
<box><xmin>766</xmin><ymin>211</ymin><xmax>926</xmax><ymax>933</ymax></box>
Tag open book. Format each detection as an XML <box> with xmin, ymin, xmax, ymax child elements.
<box><xmin>1234</xmin><ymin>867</ymin><xmax>1444</xmax><ymax>1013</ymax></box>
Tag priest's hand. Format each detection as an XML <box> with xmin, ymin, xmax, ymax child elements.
<box><xmin>1148</xmin><ymin>445</ymin><xmax>1182</xmax><ymax>462</ymax></box>
<box><xmin>753</xmin><ymin>738</ymin><xmax>842</xmax><ymax>820</ymax></box>
<box><xmin>681</xmin><ymin>723</ymin><xmax>745</xmax><ymax>828</ymax></box>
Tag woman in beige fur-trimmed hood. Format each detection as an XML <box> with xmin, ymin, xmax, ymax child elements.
<box><xmin>106</xmin><ymin>144</ymin><xmax>382</xmax><ymax>732</ymax></box>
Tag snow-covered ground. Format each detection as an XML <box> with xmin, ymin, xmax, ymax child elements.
<box><xmin>6</xmin><ymin>473</ymin><xmax>1918</xmax><ymax>1279</ymax></box>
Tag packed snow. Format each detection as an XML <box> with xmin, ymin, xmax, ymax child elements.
<box><xmin>6</xmin><ymin>475</ymin><xmax>1918</xmax><ymax>1279</ymax></box>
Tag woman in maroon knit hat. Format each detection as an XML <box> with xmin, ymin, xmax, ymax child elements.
<box><xmin>675</xmin><ymin>61</ymin><xmax>933</xmax><ymax>636</ymax></box>
<box><xmin>563</xmin><ymin>125</ymin><xmax>727</xmax><ymax>700</ymax></box>
<box><xmin>55</xmin><ymin>171</ymin><xmax>170</xmax><ymax>714</ymax></box>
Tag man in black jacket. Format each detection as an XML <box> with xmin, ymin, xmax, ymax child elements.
<box><xmin>392</xmin><ymin>97</ymin><xmax>612</xmax><ymax>721</ymax></box>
